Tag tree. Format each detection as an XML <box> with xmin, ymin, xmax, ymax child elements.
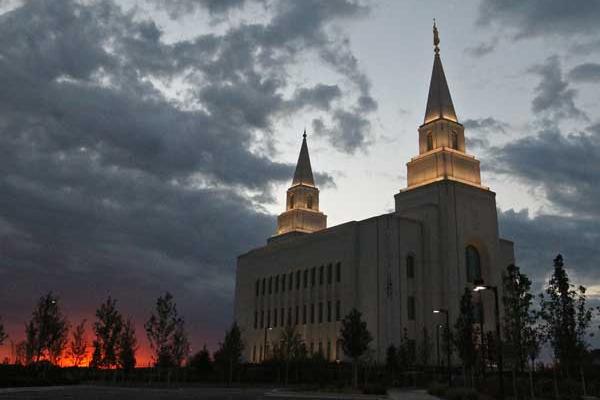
<box><xmin>398</xmin><ymin>328</ymin><xmax>416</xmax><ymax>372</ymax></box>
<box><xmin>418</xmin><ymin>327</ymin><xmax>432</xmax><ymax>367</ymax></box>
<box><xmin>90</xmin><ymin>296</ymin><xmax>123</xmax><ymax>369</ymax></box>
<box><xmin>68</xmin><ymin>320</ymin><xmax>88</xmax><ymax>367</ymax></box>
<box><xmin>145</xmin><ymin>292</ymin><xmax>189</xmax><ymax>368</ymax></box>
<box><xmin>118</xmin><ymin>318</ymin><xmax>137</xmax><ymax>372</ymax></box>
<box><xmin>0</xmin><ymin>316</ymin><xmax>7</xmax><ymax>346</ymax></box>
<box><xmin>214</xmin><ymin>322</ymin><xmax>244</xmax><ymax>385</ymax></box>
<box><xmin>273</xmin><ymin>326</ymin><xmax>306</xmax><ymax>385</ymax></box>
<box><xmin>539</xmin><ymin>254</ymin><xmax>592</xmax><ymax>376</ymax></box>
<box><xmin>24</xmin><ymin>292</ymin><xmax>69</xmax><ymax>365</ymax></box>
<box><xmin>386</xmin><ymin>344</ymin><xmax>398</xmax><ymax>374</ymax></box>
<box><xmin>340</xmin><ymin>308</ymin><xmax>373</xmax><ymax>388</ymax></box>
<box><xmin>188</xmin><ymin>345</ymin><xmax>212</xmax><ymax>377</ymax></box>
<box><xmin>454</xmin><ymin>288</ymin><xmax>476</xmax><ymax>386</ymax></box>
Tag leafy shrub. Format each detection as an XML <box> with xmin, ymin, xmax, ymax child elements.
<box><xmin>428</xmin><ymin>382</ymin><xmax>449</xmax><ymax>397</ymax></box>
<box><xmin>445</xmin><ymin>387</ymin><xmax>478</xmax><ymax>400</ymax></box>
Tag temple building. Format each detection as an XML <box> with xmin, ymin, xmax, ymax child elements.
<box><xmin>234</xmin><ymin>24</ymin><xmax>515</xmax><ymax>363</ymax></box>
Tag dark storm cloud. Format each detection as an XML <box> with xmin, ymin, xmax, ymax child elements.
<box><xmin>569</xmin><ymin>63</ymin><xmax>600</xmax><ymax>83</ymax></box>
<box><xmin>146</xmin><ymin>0</ymin><xmax>248</xmax><ymax>18</ymax></box>
<box><xmin>311</xmin><ymin>110</ymin><xmax>372</xmax><ymax>154</ymax></box>
<box><xmin>477</xmin><ymin>0</ymin><xmax>600</xmax><ymax>39</ymax></box>
<box><xmin>463</xmin><ymin>117</ymin><xmax>509</xmax><ymax>134</ymax></box>
<box><xmin>498</xmin><ymin>209</ymin><xmax>600</xmax><ymax>288</ymax></box>
<box><xmin>491</xmin><ymin>127</ymin><xmax>600</xmax><ymax>218</ymax></box>
<box><xmin>0</xmin><ymin>0</ymin><xmax>374</xmax><ymax>351</ymax></box>
<box><xmin>528</xmin><ymin>56</ymin><xmax>587</xmax><ymax>122</ymax></box>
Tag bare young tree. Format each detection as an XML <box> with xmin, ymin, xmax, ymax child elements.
<box><xmin>0</xmin><ymin>316</ymin><xmax>7</xmax><ymax>346</ymax></box>
<box><xmin>145</xmin><ymin>292</ymin><xmax>189</xmax><ymax>368</ymax></box>
<box><xmin>69</xmin><ymin>320</ymin><xmax>88</xmax><ymax>367</ymax></box>
<box><xmin>24</xmin><ymin>292</ymin><xmax>69</xmax><ymax>365</ymax></box>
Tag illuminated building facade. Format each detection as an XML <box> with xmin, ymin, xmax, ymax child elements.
<box><xmin>234</xmin><ymin>25</ymin><xmax>515</xmax><ymax>363</ymax></box>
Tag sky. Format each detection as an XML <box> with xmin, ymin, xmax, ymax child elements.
<box><xmin>0</xmin><ymin>0</ymin><xmax>599</xmax><ymax>365</ymax></box>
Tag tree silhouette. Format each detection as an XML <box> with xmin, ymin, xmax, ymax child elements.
<box><xmin>145</xmin><ymin>292</ymin><xmax>189</xmax><ymax>368</ymax></box>
<box><xmin>454</xmin><ymin>288</ymin><xmax>476</xmax><ymax>386</ymax></box>
<box><xmin>118</xmin><ymin>318</ymin><xmax>137</xmax><ymax>371</ymax></box>
<box><xmin>0</xmin><ymin>316</ymin><xmax>7</xmax><ymax>346</ymax></box>
<box><xmin>188</xmin><ymin>344</ymin><xmax>212</xmax><ymax>377</ymax></box>
<box><xmin>214</xmin><ymin>322</ymin><xmax>244</xmax><ymax>385</ymax></box>
<box><xmin>91</xmin><ymin>296</ymin><xmax>123</xmax><ymax>369</ymax></box>
<box><xmin>24</xmin><ymin>292</ymin><xmax>69</xmax><ymax>365</ymax></box>
<box><xmin>340</xmin><ymin>308</ymin><xmax>373</xmax><ymax>388</ymax></box>
<box><xmin>69</xmin><ymin>320</ymin><xmax>88</xmax><ymax>367</ymax></box>
<box><xmin>273</xmin><ymin>326</ymin><xmax>306</xmax><ymax>385</ymax></box>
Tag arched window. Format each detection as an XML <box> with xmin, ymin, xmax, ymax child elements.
<box><xmin>307</xmin><ymin>195</ymin><xmax>313</xmax><ymax>209</ymax></box>
<box><xmin>451</xmin><ymin>131</ymin><xmax>458</xmax><ymax>150</ymax></box>
<box><xmin>466</xmin><ymin>245</ymin><xmax>482</xmax><ymax>282</ymax></box>
<box><xmin>427</xmin><ymin>132</ymin><xmax>433</xmax><ymax>151</ymax></box>
<box><xmin>289</xmin><ymin>194</ymin><xmax>295</xmax><ymax>209</ymax></box>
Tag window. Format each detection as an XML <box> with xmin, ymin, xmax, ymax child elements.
<box><xmin>296</xmin><ymin>271</ymin><xmax>301</xmax><ymax>290</ymax></box>
<box><xmin>335</xmin><ymin>300</ymin><xmax>341</xmax><ymax>321</ymax></box>
<box><xmin>282</xmin><ymin>274</ymin><xmax>286</xmax><ymax>292</ymax></box>
<box><xmin>275</xmin><ymin>275</ymin><xmax>279</xmax><ymax>293</ymax></box>
<box><xmin>318</xmin><ymin>342</ymin><xmax>323</xmax><ymax>355</ymax></box>
<box><xmin>281</xmin><ymin>308</ymin><xmax>284</xmax><ymax>326</ymax></box>
<box><xmin>310</xmin><ymin>342</ymin><xmax>314</xmax><ymax>354</ymax></box>
<box><xmin>318</xmin><ymin>302</ymin><xmax>323</xmax><ymax>323</ymax></box>
<box><xmin>254</xmin><ymin>311</ymin><xmax>258</xmax><ymax>329</ymax></box>
<box><xmin>451</xmin><ymin>131</ymin><xmax>458</xmax><ymax>150</ymax></box>
<box><xmin>289</xmin><ymin>194</ymin><xmax>295</xmax><ymax>209</ymax></box>
<box><xmin>262</xmin><ymin>278</ymin><xmax>266</xmax><ymax>295</ymax></box>
<box><xmin>259</xmin><ymin>345</ymin><xmax>263</xmax><ymax>362</ymax></box>
<box><xmin>255</xmin><ymin>280</ymin><xmax>260</xmax><ymax>297</ymax></box>
<box><xmin>336</xmin><ymin>262</ymin><xmax>341</xmax><ymax>282</ymax></box>
<box><xmin>303</xmin><ymin>305</ymin><xmax>307</xmax><ymax>324</ymax></box>
<box><xmin>319</xmin><ymin>266</ymin><xmax>324</xmax><ymax>285</ymax></box>
<box><xmin>289</xmin><ymin>272</ymin><xmax>293</xmax><ymax>291</ymax></box>
<box><xmin>407</xmin><ymin>296</ymin><xmax>416</xmax><ymax>321</ymax></box>
<box><xmin>327</xmin><ymin>263</ymin><xmax>332</xmax><ymax>284</ymax></box>
<box><xmin>327</xmin><ymin>301</ymin><xmax>331</xmax><ymax>322</ymax></box>
<box><xmin>287</xmin><ymin>307</ymin><xmax>292</xmax><ymax>326</ymax></box>
<box><xmin>310</xmin><ymin>304</ymin><xmax>315</xmax><ymax>324</ymax></box>
<box><xmin>267</xmin><ymin>310</ymin><xmax>271</xmax><ymax>327</ymax></box>
<box><xmin>307</xmin><ymin>195</ymin><xmax>313</xmax><ymax>209</ymax></box>
<box><xmin>260</xmin><ymin>310</ymin><xmax>264</xmax><ymax>328</ymax></box>
<box><xmin>327</xmin><ymin>341</ymin><xmax>331</xmax><ymax>360</ymax></box>
<box><xmin>268</xmin><ymin>277</ymin><xmax>272</xmax><ymax>294</ymax></box>
<box><xmin>253</xmin><ymin>346</ymin><xmax>257</xmax><ymax>363</ymax></box>
<box><xmin>311</xmin><ymin>267</ymin><xmax>316</xmax><ymax>286</ymax></box>
<box><xmin>274</xmin><ymin>309</ymin><xmax>278</xmax><ymax>327</ymax></box>
<box><xmin>303</xmin><ymin>269</ymin><xmax>308</xmax><ymax>288</ymax></box>
<box><xmin>427</xmin><ymin>132</ymin><xmax>433</xmax><ymax>151</ymax></box>
<box><xmin>295</xmin><ymin>306</ymin><xmax>299</xmax><ymax>325</ymax></box>
<box><xmin>466</xmin><ymin>245</ymin><xmax>482</xmax><ymax>283</ymax></box>
<box><xmin>407</xmin><ymin>255</ymin><xmax>415</xmax><ymax>279</ymax></box>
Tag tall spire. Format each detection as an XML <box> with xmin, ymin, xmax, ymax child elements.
<box><xmin>292</xmin><ymin>130</ymin><xmax>315</xmax><ymax>186</ymax></box>
<box><xmin>424</xmin><ymin>20</ymin><xmax>457</xmax><ymax>124</ymax></box>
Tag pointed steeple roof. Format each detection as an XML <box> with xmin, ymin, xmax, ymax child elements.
<box><xmin>424</xmin><ymin>21</ymin><xmax>458</xmax><ymax>124</ymax></box>
<box><xmin>292</xmin><ymin>130</ymin><xmax>315</xmax><ymax>187</ymax></box>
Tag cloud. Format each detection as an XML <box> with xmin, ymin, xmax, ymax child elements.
<box><xmin>464</xmin><ymin>38</ymin><xmax>498</xmax><ymax>58</ymax></box>
<box><xmin>145</xmin><ymin>0</ymin><xmax>248</xmax><ymax>18</ymax></box>
<box><xmin>477</xmin><ymin>0</ymin><xmax>600</xmax><ymax>40</ymax></box>
<box><xmin>568</xmin><ymin>63</ymin><xmax>600</xmax><ymax>83</ymax></box>
<box><xmin>490</xmin><ymin>125</ymin><xmax>600</xmax><ymax>218</ymax></box>
<box><xmin>312</xmin><ymin>110</ymin><xmax>372</xmax><ymax>154</ymax></box>
<box><xmin>463</xmin><ymin>117</ymin><xmax>509</xmax><ymax>134</ymax></box>
<box><xmin>0</xmin><ymin>0</ymin><xmax>374</xmax><ymax>357</ymax></box>
<box><xmin>528</xmin><ymin>56</ymin><xmax>587</xmax><ymax>122</ymax></box>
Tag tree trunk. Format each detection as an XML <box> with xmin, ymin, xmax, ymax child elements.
<box><xmin>553</xmin><ymin>364</ymin><xmax>559</xmax><ymax>400</ymax></box>
<box><xmin>285</xmin><ymin>359</ymin><xmax>289</xmax><ymax>386</ymax></box>
<box><xmin>528</xmin><ymin>358</ymin><xmax>535</xmax><ymax>400</ymax></box>
<box><xmin>579</xmin><ymin>365</ymin><xmax>586</xmax><ymax>397</ymax></box>
<box><xmin>353</xmin><ymin>360</ymin><xmax>358</xmax><ymax>388</ymax></box>
<box><xmin>512</xmin><ymin>368</ymin><xmax>518</xmax><ymax>400</ymax></box>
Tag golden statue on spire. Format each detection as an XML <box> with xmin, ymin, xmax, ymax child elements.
<box><xmin>433</xmin><ymin>18</ymin><xmax>440</xmax><ymax>54</ymax></box>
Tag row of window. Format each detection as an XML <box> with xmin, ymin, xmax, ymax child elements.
<box><xmin>253</xmin><ymin>338</ymin><xmax>341</xmax><ymax>362</ymax></box>
<box><xmin>426</xmin><ymin>131</ymin><xmax>458</xmax><ymax>151</ymax></box>
<box><xmin>255</xmin><ymin>262</ymin><xmax>342</xmax><ymax>297</ymax></box>
<box><xmin>255</xmin><ymin>300</ymin><xmax>342</xmax><ymax>329</ymax></box>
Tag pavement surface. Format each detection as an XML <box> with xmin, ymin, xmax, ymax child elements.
<box><xmin>0</xmin><ymin>386</ymin><xmax>437</xmax><ymax>400</ymax></box>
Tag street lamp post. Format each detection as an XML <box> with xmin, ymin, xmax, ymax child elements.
<box><xmin>433</xmin><ymin>309</ymin><xmax>451</xmax><ymax>387</ymax></box>
<box><xmin>436</xmin><ymin>324</ymin><xmax>442</xmax><ymax>369</ymax></box>
<box><xmin>473</xmin><ymin>283</ymin><xmax>504</xmax><ymax>400</ymax></box>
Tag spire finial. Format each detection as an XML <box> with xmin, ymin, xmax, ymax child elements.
<box><xmin>433</xmin><ymin>18</ymin><xmax>440</xmax><ymax>54</ymax></box>
<box><xmin>303</xmin><ymin>128</ymin><xmax>307</xmax><ymax>139</ymax></box>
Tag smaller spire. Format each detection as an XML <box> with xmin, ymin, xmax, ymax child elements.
<box><xmin>292</xmin><ymin>130</ymin><xmax>315</xmax><ymax>186</ymax></box>
<box><xmin>433</xmin><ymin>19</ymin><xmax>440</xmax><ymax>54</ymax></box>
